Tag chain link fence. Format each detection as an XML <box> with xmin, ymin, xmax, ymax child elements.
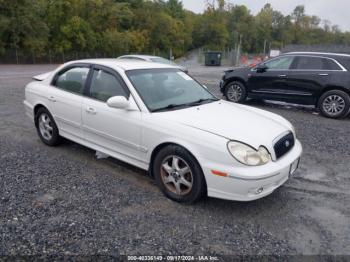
<box><xmin>197</xmin><ymin>48</ymin><xmax>239</xmax><ymax>66</ymax></box>
<box><xmin>0</xmin><ymin>49</ymin><xmax>117</xmax><ymax>64</ymax></box>
<box><xmin>197</xmin><ymin>48</ymin><xmax>268</xmax><ymax>67</ymax></box>
<box><xmin>0</xmin><ymin>49</ymin><xmax>173</xmax><ymax>64</ymax></box>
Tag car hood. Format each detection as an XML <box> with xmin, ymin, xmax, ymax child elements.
<box><xmin>224</xmin><ymin>66</ymin><xmax>247</xmax><ymax>73</ymax></box>
<box><xmin>157</xmin><ymin>100</ymin><xmax>292</xmax><ymax>149</ymax></box>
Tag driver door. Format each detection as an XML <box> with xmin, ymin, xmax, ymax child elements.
<box><xmin>82</xmin><ymin>65</ymin><xmax>144</xmax><ymax>164</ymax></box>
<box><xmin>248</xmin><ymin>56</ymin><xmax>295</xmax><ymax>99</ymax></box>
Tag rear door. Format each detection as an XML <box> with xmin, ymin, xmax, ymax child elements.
<box><xmin>248</xmin><ymin>55</ymin><xmax>295</xmax><ymax>99</ymax></box>
<box><xmin>286</xmin><ymin>56</ymin><xmax>334</xmax><ymax>104</ymax></box>
<box><xmin>48</xmin><ymin>64</ymin><xmax>90</xmax><ymax>138</ymax></box>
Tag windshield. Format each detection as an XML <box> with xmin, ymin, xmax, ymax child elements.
<box><xmin>126</xmin><ymin>69</ymin><xmax>217</xmax><ymax>112</ymax></box>
<box><xmin>150</xmin><ymin>57</ymin><xmax>177</xmax><ymax>66</ymax></box>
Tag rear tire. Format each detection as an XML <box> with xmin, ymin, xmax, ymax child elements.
<box><xmin>318</xmin><ymin>90</ymin><xmax>350</xmax><ymax>119</ymax></box>
<box><xmin>225</xmin><ymin>81</ymin><xmax>247</xmax><ymax>103</ymax></box>
<box><xmin>153</xmin><ymin>145</ymin><xmax>206</xmax><ymax>203</ymax></box>
<box><xmin>35</xmin><ymin>107</ymin><xmax>61</xmax><ymax>146</ymax></box>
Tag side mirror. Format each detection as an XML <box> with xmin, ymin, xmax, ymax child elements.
<box><xmin>256</xmin><ymin>64</ymin><xmax>268</xmax><ymax>73</ymax></box>
<box><xmin>107</xmin><ymin>96</ymin><xmax>129</xmax><ymax>109</ymax></box>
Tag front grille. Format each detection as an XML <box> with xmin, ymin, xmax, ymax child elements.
<box><xmin>274</xmin><ymin>132</ymin><xmax>295</xmax><ymax>159</ymax></box>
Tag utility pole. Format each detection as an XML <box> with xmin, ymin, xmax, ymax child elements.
<box><xmin>263</xmin><ymin>39</ymin><xmax>267</xmax><ymax>55</ymax></box>
<box><xmin>235</xmin><ymin>34</ymin><xmax>242</xmax><ymax>66</ymax></box>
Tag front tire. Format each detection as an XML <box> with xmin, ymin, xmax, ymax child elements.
<box><xmin>318</xmin><ymin>90</ymin><xmax>350</xmax><ymax>119</ymax></box>
<box><xmin>153</xmin><ymin>145</ymin><xmax>206</xmax><ymax>203</ymax></box>
<box><xmin>35</xmin><ymin>107</ymin><xmax>61</xmax><ymax>146</ymax></box>
<box><xmin>225</xmin><ymin>81</ymin><xmax>247</xmax><ymax>103</ymax></box>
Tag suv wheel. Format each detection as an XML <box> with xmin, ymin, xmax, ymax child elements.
<box><xmin>35</xmin><ymin>107</ymin><xmax>61</xmax><ymax>146</ymax></box>
<box><xmin>225</xmin><ymin>81</ymin><xmax>247</xmax><ymax>103</ymax></box>
<box><xmin>318</xmin><ymin>90</ymin><xmax>350</xmax><ymax>119</ymax></box>
<box><xmin>153</xmin><ymin>145</ymin><xmax>206</xmax><ymax>203</ymax></box>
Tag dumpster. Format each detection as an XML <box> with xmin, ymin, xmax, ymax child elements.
<box><xmin>205</xmin><ymin>51</ymin><xmax>222</xmax><ymax>66</ymax></box>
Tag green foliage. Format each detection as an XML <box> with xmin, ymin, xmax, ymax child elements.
<box><xmin>1</xmin><ymin>0</ymin><xmax>350</xmax><ymax>59</ymax></box>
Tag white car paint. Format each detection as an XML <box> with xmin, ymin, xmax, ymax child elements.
<box><xmin>117</xmin><ymin>54</ymin><xmax>188</xmax><ymax>73</ymax></box>
<box><xmin>24</xmin><ymin>59</ymin><xmax>302</xmax><ymax>201</ymax></box>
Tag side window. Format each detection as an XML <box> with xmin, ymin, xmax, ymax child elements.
<box><xmin>323</xmin><ymin>59</ymin><xmax>342</xmax><ymax>70</ymax></box>
<box><xmin>89</xmin><ymin>69</ymin><xmax>128</xmax><ymax>102</ymax></box>
<box><xmin>294</xmin><ymin>57</ymin><xmax>324</xmax><ymax>70</ymax></box>
<box><xmin>54</xmin><ymin>67</ymin><xmax>89</xmax><ymax>94</ymax></box>
<box><xmin>264</xmin><ymin>56</ymin><xmax>294</xmax><ymax>70</ymax></box>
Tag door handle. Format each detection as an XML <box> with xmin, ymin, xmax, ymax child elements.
<box><xmin>86</xmin><ymin>106</ymin><xmax>97</xmax><ymax>114</ymax></box>
<box><xmin>48</xmin><ymin>96</ymin><xmax>56</xmax><ymax>102</ymax></box>
<box><xmin>318</xmin><ymin>73</ymin><xmax>329</xmax><ymax>76</ymax></box>
<box><xmin>278</xmin><ymin>74</ymin><xmax>287</xmax><ymax>77</ymax></box>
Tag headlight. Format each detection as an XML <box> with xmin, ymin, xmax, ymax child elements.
<box><xmin>227</xmin><ymin>141</ymin><xmax>271</xmax><ymax>166</ymax></box>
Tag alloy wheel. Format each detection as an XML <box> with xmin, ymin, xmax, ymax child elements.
<box><xmin>160</xmin><ymin>155</ymin><xmax>193</xmax><ymax>196</ymax></box>
<box><xmin>226</xmin><ymin>84</ymin><xmax>243</xmax><ymax>102</ymax></box>
<box><xmin>322</xmin><ymin>95</ymin><xmax>346</xmax><ymax>116</ymax></box>
<box><xmin>38</xmin><ymin>113</ymin><xmax>53</xmax><ymax>140</ymax></box>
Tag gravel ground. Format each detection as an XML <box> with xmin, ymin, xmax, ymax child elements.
<box><xmin>0</xmin><ymin>59</ymin><xmax>349</xmax><ymax>259</ymax></box>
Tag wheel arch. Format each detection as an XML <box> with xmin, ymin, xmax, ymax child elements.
<box><xmin>224</xmin><ymin>77</ymin><xmax>247</xmax><ymax>89</ymax></box>
<box><xmin>317</xmin><ymin>86</ymin><xmax>350</xmax><ymax>105</ymax></box>
<box><xmin>148</xmin><ymin>141</ymin><xmax>206</xmax><ymax>186</ymax></box>
<box><xmin>33</xmin><ymin>103</ymin><xmax>49</xmax><ymax>127</ymax></box>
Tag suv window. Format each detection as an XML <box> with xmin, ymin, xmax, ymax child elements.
<box><xmin>54</xmin><ymin>67</ymin><xmax>89</xmax><ymax>94</ymax></box>
<box><xmin>323</xmin><ymin>59</ymin><xmax>342</xmax><ymax>70</ymax></box>
<box><xmin>294</xmin><ymin>56</ymin><xmax>324</xmax><ymax>70</ymax></box>
<box><xmin>264</xmin><ymin>56</ymin><xmax>294</xmax><ymax>70</ymax></box>
<box><xmin>89</xmin><ymin>69</ymin><xmax>128</xmax><ymax>102</ymax></box>
<box><xmin>294</xmin><ymin>56</ymin><xmax>343</xmax><ymax>70</ymax></box>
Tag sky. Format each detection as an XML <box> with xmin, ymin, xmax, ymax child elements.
<box><xmin>182</xmin><ymin>0</ymin><xmax>350</xmax><ymax>31</ymax></box>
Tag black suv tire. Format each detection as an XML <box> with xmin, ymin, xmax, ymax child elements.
<box><xmin>318</xmin><ymin>90</ymin><xmax>350</xmax><ymax>119</ymax></box>
<box><xmin>224</xmin><ymin>81</ymin><xmax>247</xmax><ymax>103</ymax></box>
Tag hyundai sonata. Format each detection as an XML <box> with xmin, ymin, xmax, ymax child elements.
<box><xmin>24</xmin><ymin>59</ymin><xmax>302</xmax><ymax>203</ymax></box>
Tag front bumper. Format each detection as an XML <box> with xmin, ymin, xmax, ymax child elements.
<box><xmin>24</xmin><ymin>100</ymin><xmax>34</xmax><ymax>121</ymax></box>
<box><xmin>200</xmin><ymin>139</ymin><xmax>302</xmax><ymax>201</ymax></box>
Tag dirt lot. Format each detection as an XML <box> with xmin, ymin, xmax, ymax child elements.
<box><xmin>0</xmin><ymin>61</ymin><xmax>349</xmax><ymax>258</ymax></box>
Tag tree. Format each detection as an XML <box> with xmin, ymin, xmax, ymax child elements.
<box><xmin>193</xmin><ymin>2</ymin><xmax>229</xmax><ymax>50</ymax></box>
<box><xmin>1</xmin><ymin>0</ymin><xmax>350</xmax><ymax>61</ymax></box>
<box><xmin>255</xmin><ymin>4</ymin><xmax>274</xmax><ymax>52</ymax></box>
<box><xmin>166</xmin><ymin>0</ymin><xmax>185</xmax><ymax>19</ymax></box>
<box><xmin>226</xmin><ymin>5</ymin><xmax>256</xmax><ymax>52</ymax></box>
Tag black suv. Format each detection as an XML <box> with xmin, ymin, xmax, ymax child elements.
<box><xmin>220</xmin><ymin>52</ymin><xmax>350</xmax><ymax>118</ymax></box>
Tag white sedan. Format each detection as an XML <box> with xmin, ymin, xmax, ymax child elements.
<box><xmin>24</xmin><ymin>59</ymin><xmax>302</xmax><ymax>203</ymax></box>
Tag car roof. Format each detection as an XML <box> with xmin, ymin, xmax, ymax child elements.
<box><xmin>64</xmin><ymin>58</ymin><xmax>178</xmax><ymax>71</ymax></box>
<box><xmin>284</xmin><ymin>52</ymin><xmax>350</xmax><ymax>58</ymax></box>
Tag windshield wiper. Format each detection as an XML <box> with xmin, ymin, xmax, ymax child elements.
<box><xmin>151</xmin><ymin>98</ymin><xmax>219</xmax><ymax>113</ymax></box>
<box><xmin>185</xmin><ymin>98</ymin><xmax>219</xmax><ymax>107</ymax></box>
<box><xmin>151</xmin><ymin>104</ymin><xmax>187</xmax><ymax>112</ymax></box>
